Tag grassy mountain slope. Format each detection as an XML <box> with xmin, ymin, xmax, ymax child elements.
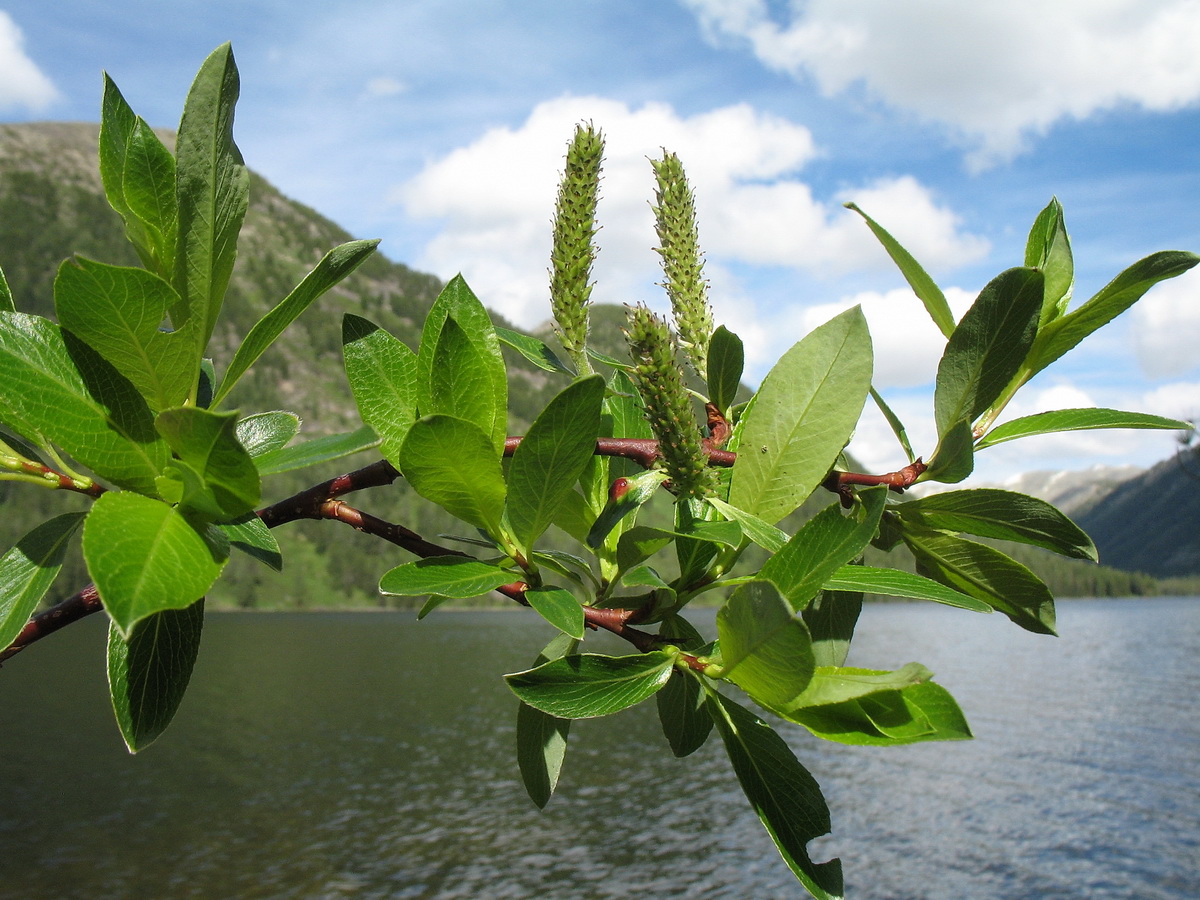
<box><xmin>0</xmin><ymin>122</ymin><xmax>575</xmax><ymax>606</ymax></box>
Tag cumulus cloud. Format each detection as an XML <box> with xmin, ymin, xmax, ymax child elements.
<box><xmin>852</xmin><ymin>376</ymin><xmax>1195</xmax><ymax>484</ymax></box>
<box><xmin>791</xmin><ymin>285</ymin><xmax>975</xmax><ymax>389</ymax></box>
<box><xmin>1131</xmin><ymin>265</ymin><xmax>1200</xmax><ymax>379</ymax></box>
<box><xmin>0</xmin><ymin>12</ymin><xmax>58</xmax><ymax>113</ymax></box>
<box><xmin>396</xmin><ymin>95</ymin><xmax>986</xmax><ymax>327</ymax></box>
<box><xmin>684</xmin><ymin>0</ymin><xmax>1200</xmax><ymax>167</ymax></box>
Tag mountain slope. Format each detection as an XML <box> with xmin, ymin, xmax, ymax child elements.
<box><xmin>1072</xmin><ymin>446</ymin><xmax>1200</xmax><ymax>578</ymax></box>
<box><xmin>0</xmin><ymin>121</ymin><xmax>581</xmax><ymax>605</ymax></box>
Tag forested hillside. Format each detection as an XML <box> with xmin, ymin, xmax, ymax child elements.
<box><xmin>1073</xmin><ymin>445</ymin><xmax>1200</xmax><ymax>578</ymax></box>
<box><xmin>1</xmin><ymin>122</ymin><xmax>1192</xmax><ymax>607</ymax></box>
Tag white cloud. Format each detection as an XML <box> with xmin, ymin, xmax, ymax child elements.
<box><xmin>0</xmin><ymin>12</ymin><xmax>58</xmax><ymax>113</ymax></box>
<box><xmin>684</xmin><ymin>0</ymin><xmax>1200</xmax><ymax>167</ymax></box>
<box><xmin>849</xmin><ymin>375</ymin><xmax>1196</xmax><ymax>486</ymax></box>
<box><xmin>791</xmin><ymin>285</ymin><xmax>974</xmax><ymax>389</ymax></box>
<box><xmin>396</xmin><ymin>95</ymin><xmax>986</xmax><ymax>327</ymax></box>
<box><xmin>1131</xmin><ymin>265</ymin><xmax>1200</xmax><ymax>379</ymax></box>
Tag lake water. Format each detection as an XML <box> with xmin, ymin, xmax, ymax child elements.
<box><xmin>1</xmin><ymin>597</ymin><xmax>1197</xmax><ymax>899</ymax></box>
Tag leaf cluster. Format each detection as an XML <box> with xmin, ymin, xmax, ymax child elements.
<box><xmin>2</xmin><ymin>45</ymin><xmax>1196</xmax><ymax>900</ymax></box>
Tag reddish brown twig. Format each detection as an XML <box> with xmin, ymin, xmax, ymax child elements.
<box><xmin>257</xmin><ymin>458</ymin><xmax>402</xmax><ymax>527</ymax></box>
<box><xmin>2</xmin><ymin>441</ymin><xmax>927</xmax><ymax>664</ymax></box>
<box><xmin>1</xmin><ymin>456</ymin><xmax>107</xmax><ymax>497</ymax></box>
<box><xmin>503</xmin><ymin>435</ymin><xmax>736</xmax><ymax>469</ymax></box>
<box><xmin>822</xmin><ymin>459</ymin><xmax>927</xmax><ymax>507</ymax></box>
<box><xmin>582</xmin><ymin>605</ymin><xmax>660</xmax><ymax>653</ymax></box>
<box><xmin>0</xmin><ymin>584</ymin><xmax>103</xmax><ymax>664</ymax></box>
<box><xmin>702</xmin><ymin>402</ymin><xmax>732</xmax><ymax>450</ymax></box>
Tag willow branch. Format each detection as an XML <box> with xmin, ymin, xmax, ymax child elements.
<box><xmin>3</xmin><ymin>437</ymin><xmax>923</xmax><ymax>663</ymax></box>
<box><xmin>0</xmin><ymin>584</ymin><xmax>102</xmax><ymax>664</ymax></box>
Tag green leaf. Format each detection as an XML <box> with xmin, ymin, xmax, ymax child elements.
<box><xmin>586</xmin><ymin>469</ymin><xmax>670</xmax><ymax>548</ymax></box>
<box><xmin>172</xmin><ymin>42</ymin><xmax>249</xmax><ymax>355</ymax></box>
<box><xmin>531</xmin><ymin>549</ymin><xmax>596</xmax><ymax>589</ymax></box>
<box><xmin>124</xmin><ymin>119</ymin><xmax>178</xmax><ymax>277</ymax></box>
<box><xmin>253</xmin><ymin>425</ymin><xmax>379</xmax><ymax>476</ymax></box>
<box><xmin>707</xmin><ymin>325</ymin><xmax>744</xmax><ymax>413</ymax></box>
<box><xmin>416</xmin><ymin>595</ymin><xmax>450</xmax><ymax>619</ymax></box>
<box><xmin>54</xmin><ymin>257</ymin><xmax>194</xmax><ymax>411</ymax></box>
<box><xmin>904</xmin><ymin>531</ymin><xmax>1056</xmax><ymax>635</ymax></box>
<box><xmin>759</xmin><ymin>488</ymin><xmax>886</xmax><ymax>611</ymax></box>
<box><xmin>399</xmin><ymin>415</ymin><xmax>506</xmax><ymax>536</ymax></box>
<box><xmin>83</xmin><ymin>491</ymin><xmax>225</xmax><ymax>636</ymax></box>
<box><xmin>0</xmin><ymin>311</ymin><xmax>169</xmax><ymax>492</ymax></box>
<box><xmin>416</xmin><ymin>275</ymin><xmax>507</xmax><ymax>453</ymax></box>
<box><xmin>107</xmin><ymin>599</ymin><xmax>204</xmax><ymax>752</ymax></box>
<box><xmin>155</xmin><ymin>406</ymin><xmax>260</xmax><ymax>519</ymax></box>
<box><xmin>219</xmin><ymin>514</ymin><xmax>282</xmax><ymax>571</ymax></box>
<box><xmin>341</xmin><ymin>314</ymin><xmax>418</xmax><ymax>465</ymax></box>
<box><xmin>506</xmin><ymin>376</ymin><xmax>605</xmax><ymax>552</ymax></box>
<box><xmin>427</xmin><ymin>317</ymin><xmax>502</xmax><ymax>442</ymax></box>
<box><xmin>516</xmin><ymin>633</ymin><xmax>578</xmax><ymax>808</ymax></box>
<box><xmin>213</xmin><ymin>239</ymin><xmax>379</xmax><ymax>407</ymax></box>
<box><xmin>869</xmin><ymin>386</ymin><xmax>915</xmax><ymax>462</ymax></box>
<box><xmin>605</xmin><ymin>369</ymin><xmax>654</xmax><ymax>441</ymax></box>
<box><xmin>0</xmin><ymin>265</ymin><xmax>13</xmax><ymax>312</ymax></box>
<box><xmin>822</xmin><ymin>565</ymin><xmax>991</xmax><ymax>613</ymax></box>
<box><xmin>977</xmin><ymin>408</ymin><xmax>1191</xmax><ymax>448</ymax></box>
<box><xmin>801</xmin><ymin>589</ymin><xmax>862</xmax><ymax>669</ymax></box>
<box><xmin>585</xmin><ymin>346</ymin><xmax>632</xmax><ymax>370</ymax></box>
<box><xmin>99</xmin><ymin>75</ymin><xmax>163</xmax><ymax>274</ymax></box>
<box><xmin>780</xmin><ymin>663</ymin><xmax>933</xmax><ymax>711</ymax></box>
<box><xmin>845</xmin><ymin>201</ymin><xmax>955</xmax><ymax>339</ymax></box>
<box><xmin>1029</xmin><ymin>250</ymin><xmax>1200</xmax><ymax>374</ymax></box>
<box><xmin>615</xmin><ymin>526</ymin><xmax>675</xmax><ymax>573</ymax></box>
<box><xmin>897</xmin><ymin>488</ymin><xmax>1096</xmax><ymax>561</ymax></box>
<box><xmin>495</xmin><ymin>326</ymin><xmax>576</xmax><ymax>376</ymax></box>
<box><xmin>706</xmin><ymin>497</ymin><xmax>788</xmax><ymax>553</ymax></box>
<box><xmin>1024</xmin><ymin>197</ymin><xmax>1073</xmax><ymax>327</ymax></box>
<box><xmin>235</xmin><ymin>411</ymin><xmax>300</xmax><ymax>458</ymax></box>
<box><xmin>922</xmin><ymin>418</ymin><xmax>975</xmax><ymax>484</ymax></box>
<box><xmin>525</xmin><ymin>586</ymin><xmax>585</xmax><ymax>640</ymax></box>
<box><xmin>657</xmin><ymin>670</ymin><xmax>711</xmax><ymax>758</ymax></box>
<box><xmin>782</xmin><ymin>680</ymin><xmax>971</xmax><ymax>747</ymax></box>
<box><xmin>705</xmin><ymin>689</ymin><xmax>843</xmax><ymax>900</ymax></box>
<box><xmin>0</xmin><ymin>513</ymin><xmax>86</xmax><ymax>651</ymax></box>
<box><xmin>934</xmin><ymin>267</ymin><xmax>1043</xmax><ymax>435</ymax></box>
<box><xmin>717</xmin><ymin>581</ymin><xmax>814</xmax><ymax>709</ymax></box>
<box><xmin>156</xmin><ymin>459</ymin><xmax>224</xmax><ymax>519</ymax></box>
<box><xmin>730</xmin><ymin>306</ymin><xmax>872</xmax><ymax>524</ymax></box>
<box><xmin>379</xmin><ymin>556</ymin><xmax>515</xmax><ymax>599</ymax></box>
<box><xmin>655</xmin><ymin>615</ymin><xmax>712</xmax><ymax>757</ymax></box>
<box><xmin>505</xmin><ymin>651</ymin><xmax>675</xmax><ymax>719</ymax></box>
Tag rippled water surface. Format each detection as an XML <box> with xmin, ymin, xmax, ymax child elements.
<box><xmin>1</xmin><ymin>598</ymin><xmax>1197</xmax><ymax>899</ymax></box>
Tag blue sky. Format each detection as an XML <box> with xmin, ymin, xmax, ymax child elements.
<box><xmin>2</xmin><ymin>0</ymin><xmax>1198</xmax><ymax>484</ymax></box>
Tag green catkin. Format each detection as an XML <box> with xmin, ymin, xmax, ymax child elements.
<box><xmin>651</xmin><ymin>152</ymin><xmax>713</xmax><ymax>380</ymax></box>
<box><xmin>624</xmin><ymin>304</ymin><xmax>716</xmax><ymax>499</ymax></box>
<box><xmin>549</xmin><ymin>124</ymin><xmax>604</xmax><ymax>373</ymax></box>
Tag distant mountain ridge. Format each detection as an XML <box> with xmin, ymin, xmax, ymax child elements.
<box><xmin>1072</xmin><ymin>447</ymin><xmax>1200</xmax><ymax>578</ymax></box>
<box><xmin>989</xmin><ymin>465</ymin><xmax>1143</xmax><ymax>515</ymax></box>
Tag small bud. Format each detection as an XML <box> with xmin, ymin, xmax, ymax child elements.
<box><xmin>609</xmin><ymin>476</ymin><xmax>631</xmax><ymax>501</ymax></box>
